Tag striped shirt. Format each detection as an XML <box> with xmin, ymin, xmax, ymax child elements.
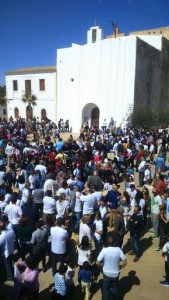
<box><xmin>54</xmin><ymin>273</ymin><xmax>67</xmax><ymax>296</ymax></box>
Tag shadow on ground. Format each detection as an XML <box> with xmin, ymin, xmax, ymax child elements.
<box><xmin>119</xmin><ymin>270</ymin><xmax>140</xmax><ymax>299</ymax></box>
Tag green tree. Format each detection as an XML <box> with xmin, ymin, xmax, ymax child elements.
<box><xmin>22</xmin><ymin>94</ymin><xmax>37</xmax><ymax>106</ymax></box>
<box><xmin>126</xmin><ymin>105</ymin><xmax>157</xmax><ymax>130</ymax></box>
<box><xmin>0</xmin><ymin>85</ymin><xmax>6</xmax><ymax>106</ymax></box>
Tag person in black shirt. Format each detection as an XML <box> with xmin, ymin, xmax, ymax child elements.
<box><xmin>127</xmin><ymin>206</ymin><xmax>143</xmax><ymax>262</ymax></box>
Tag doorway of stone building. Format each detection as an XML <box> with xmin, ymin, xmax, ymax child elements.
<box><xmin>14</xmin><ymin>107</ymin><xmax>19</xmax><ymax>119</ymax></box>
<box><xmin>82</xmin><ymin>103</ymin><xmax>100</xmax><ymax>128</ymax></box>
<box><xmin>26</xmin><ymin>104</ymin><xmax>33</xmax><ymax>120</ymax></box>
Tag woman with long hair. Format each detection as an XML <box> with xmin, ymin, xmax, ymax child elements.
<box><xmin>77</xmin><ymin>235</ymin><xmax>91</xmax><ymax>267</ymax></box>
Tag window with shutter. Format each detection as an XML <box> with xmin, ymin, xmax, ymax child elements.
<box><xmin>39</xmin><ymin>79</ymin><xmax>45</xmax><ymax>91</ymax></box>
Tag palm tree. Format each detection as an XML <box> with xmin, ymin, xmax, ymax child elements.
<box><xmin>21</xmin><ymin>93</ymin><xmax>37</xmax><ymax>106</ymax></box>
<box><xmin>0</xmin><ymin>85</ymin><xmax>7</xmax><ymax>106</ymax></box>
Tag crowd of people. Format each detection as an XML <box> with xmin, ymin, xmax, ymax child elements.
<box><xmin>0</xmin><ymin>117</ymin><xmax>169</xmax><ymax>300</ymax></box>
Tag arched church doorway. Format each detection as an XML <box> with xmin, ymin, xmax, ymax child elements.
<box><xmin>91</xmin><ymin>107</ymin><xmax>99</xmax><ymax>127</ymax></box>
<box><xmin>26</xmin><ymin>104</ymin><xmax>33</xmax><ymax>120</ymax></box>
<box><xmin>14</xmin><ymin>107</ymin><xmax>19</xmax><ymax>119</ymax></box>
<box><xmin>82</xmin><ymin>103</ymin><xmax>100</xmax><ymax>128</ymax></box>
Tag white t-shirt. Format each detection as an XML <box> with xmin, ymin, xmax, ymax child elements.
<box><xmin>0</xmin><ymin>171</ymin><xmax>5</xmax><ymax>185</ymax></box>
<box><xmin>94</xmin><ymin>219</ymin><xmax>103</xmax><ymax>240</ymax></box>
<box><xmin>77</xmin><ymin>247</ymin><xmax>91</xmax><ymax>266</ymax></box>
<box><xmin>99</xmin><ymin>206</ymin><xmax>107</xmax><ymax>222</ymax></box>
<box><xmin>80</xmin><ymin>194</ymin><xmax>97</xmax><ymax>215</ymax></box>
<box><xmin>21</xmin><ymin>188</ymin><xmax>29</xmax><ymax>203</ymax></box>
<box><xmin>138</xmin><ymin>160</ymin><xmax>146</xmax><ymax>172</ymax></box>
<box><xmin>74</xmin><ymin>194</ymin><xmax>82</xmax><ymax>213</ymax></box>
<box><xmin>4</xmin><ymin>204</ymin><xmax>22</xmax><ymax>225</ymax></box>
<box><xmin>43</xmin><ymin>196</ymin><xmax>56</xmax><ymax>214</ymax></box>
<box><xmin>151</xmin><ymin>195</ymin><xmax>162</xmax><ymax>214</ymax></box>
<box><xmin>56</xmin><ymin>200</ymin><xmax>69</xmax><ymax>219</ymax></box>
<box><xmin>79</xmin><ymin>222</ymin><xmax>92</xmax><ymax>243</ymax></box>
<box><xmin>35</xmin><ymin>164</ymin><xmax>47</xmax><ymax>174</ymax></box>
<box><xmin>97</xmin><ymin>247</ymin><xmax>126</xmax><ymax>278</ymax></box>
<box><xmin>57</xmin><ymin>188</ymin><xmax>70</xmax><ymax>199</ymax></box>
<box><xmin>51</xmin><ymin>226</ymin><xmax>68</xmax><ymax>254</ymax></box>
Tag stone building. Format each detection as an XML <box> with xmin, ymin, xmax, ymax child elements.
<box><xmin>130</xmin><ymin>26</ymin><xmax>169</xmax><ymax>40</ymax></box>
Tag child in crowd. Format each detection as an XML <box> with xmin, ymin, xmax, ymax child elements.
<box><xmin>78</xmin><ymin>261</ymin><xmax>93</xmax><ymax>300</ymax></box>
<box><xmin>64</xmin><ymin>258</ymin><xmax>75</xmax><ymax>295</ymax></box>
<box><xmin>53</xmin><ymin>264</ymin><xmax>67</xmax><ymax>299</ymax></box>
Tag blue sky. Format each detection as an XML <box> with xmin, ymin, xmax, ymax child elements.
<box><xmin>0</xmin><ymin>0</ymin><xmax>169</xmax><ymax>84</ymax></box>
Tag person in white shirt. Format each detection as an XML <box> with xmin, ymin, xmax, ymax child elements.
<box><xmin>138</xmin><ymin>156</ymin><xmax>146</xmax><ymax>187</ymax></box>
<box><xmin>51</xmin><ymin>217</ymin><xmax>68</xmax><ymax>276</ymax></box>
<box><xmin>149</xmin><ymin>142</ymin><xmax>155</xmax><ymax>163</ymax></box>
<box><xmin>96</xmin><ymin>235</ymin><xmax>127</xmax><ymax>300</ymax></box>
<box><xmin>99</xmin><ymin>198</ymin><xmax>108</xmax><ymax>241</ymax></box>
<box><xmin>77</xmin><ymin>235</ymin><xmax>91</xmax><ymax>267</ymax></box>
<box><xmin>80</xmin><ymin>188</ymin><xmax>97</xmax><ymax>216</ymax></box>
<box><xmin>71</xmin><ymin>186</ymin><xmax>82</xmax><ymax>232</ymax></box>
<box><xmin>93</xmin><ymin>212</ymin><xmax>103</xmax><ymax>255</ymax></box>
<box><xmin>35</xmin><ymin>161</ymin><xmax>47</xmax><ymax>175</ymax></box>
<box><xmin>143</xmin><ymin>165</ymin><xmax>151</xmax><ymax>184</ymax></box>
<box><xmin>44</xmin><ymin>176</ymin><xmax>58</xmax><ymax>198</ymax></box>
<box><xmin>56</xmin><ymin>194</ymin><xmax>69</xmax><ymax>219</ymax></box>
<box><xmin>5</xmin><ymin>142</ymin><xmax>14</xmax><ymax>166</ymax></box>
<box><xmin>43</xmin><ymin>190</ymin><xmax>56</xmax><ymax>222</ymax></box>
<box><xmin>4</xmin><ymin>193</ymin><xmax>22</xmax><ymax>234</ymax></box>
<box><xmin>0</xmin><ymin>165</ymin><xmax>5</xmax><ymax>185</ymax></box>
<box><xmin>79</xmin><ymin>215</ymin><xmax>92</xmax><ymax>243</ymax></box>
<box><xmin>0</xmin><ymin>216</ymin><xmax>15</xmax><ymax>281</ymax></box>
<box><xmin>21</xmin><ymin>183</ymin><xmax>30</xmax><ymax>207</ymax></box>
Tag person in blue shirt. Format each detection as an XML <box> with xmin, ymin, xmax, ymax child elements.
<box><xmin>78</xmin><ymin>261</ymin><xmax>93</xmax><ymax>300</ymax></box>
<box><xmin>53</xmin><ymin>264</ymin><xmax>67</xmax><ymax>300</ymax></box>
<box><xmin>105</xmin><ymin>184</ymin><xmax>120</xmax><ymax>228</ymax></box>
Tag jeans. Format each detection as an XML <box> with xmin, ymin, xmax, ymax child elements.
<box><xmin>165</xmin><ymin>259</ymin><xmax>169</xmax><ymax>283</ymax></box>
<box><xmin>3</xmin><ymin>254</ymin><xmax>14</xmax><ymax>281</ymax></box>
<box><xmin>73</xmin><ymin>211</ymin><xmax>82</xmax><ymax>233</ymax></box>
<box><xmin>102</xmin><ymin>274</ymin><xmax>122</xmax><ymax>300</ymax></box>
<box><xmin>94</xmin><ymin>236</ymin><xmax>102</xmax><ymax>256</ymax></box>
<box><xmin>51</xmin><ymin>252</ymin><xmax>65</xmax><ymax>276</ymax></box>
<box><xmin>139</xmin><ymin>171</ymin><xmax>144</xmax><ymax>187</ymax></box>
<box><xmin>130</xmin><ymin>233</ymin><xmax>140</xmax><ymax>257</ymax></box>
<box><xmin>151</xmin><ymin>212</ymin><xmax>159</xmax><ymax>236</ymax></box>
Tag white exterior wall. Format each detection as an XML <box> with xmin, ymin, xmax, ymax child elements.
<box><xmin>6</xmin><ymin>71</ymin><xmax>57</xmax><ymax>122</ymax></box>
<box><xmin>57</xmin><ymin>35</ymin><xmax>137</xmax><ymax>133</ymax></box>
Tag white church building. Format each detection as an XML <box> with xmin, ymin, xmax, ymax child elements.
<box><xmin>5</xmin><ymin>26</ymin><xmax>169</xmax><ymax>132</ymax></box>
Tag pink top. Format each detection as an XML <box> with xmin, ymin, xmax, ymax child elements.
<box><xmin>17</xmin><ymin>261</ymin><xmax>39</xmax><ymax>292</ymax></box>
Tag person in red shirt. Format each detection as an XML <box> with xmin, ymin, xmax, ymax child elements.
<box><xmin>156</xmin><ymin>174</ymin><xmax>167</xmax><ymax>196</ymax></box>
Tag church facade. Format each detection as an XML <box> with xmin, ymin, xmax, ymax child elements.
<box><xmin>5</xmin><ymin>26</ymin><xmax>169</xmax><ymax>132</ymax></box>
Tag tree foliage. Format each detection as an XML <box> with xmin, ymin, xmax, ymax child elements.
<box><xmin>126</xmin><ymin>105</ymin><xmax>169</xmax><ymax>130</ymax></box>
<box><xmin>0</xmin><ymin>85</ymin><xmax>6</xmax><ymax>106</ymax></box>
<box><xmin>22</xmin><ymin>94</ymin><xmax>37</xmax><ymax>106</ymax></box>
